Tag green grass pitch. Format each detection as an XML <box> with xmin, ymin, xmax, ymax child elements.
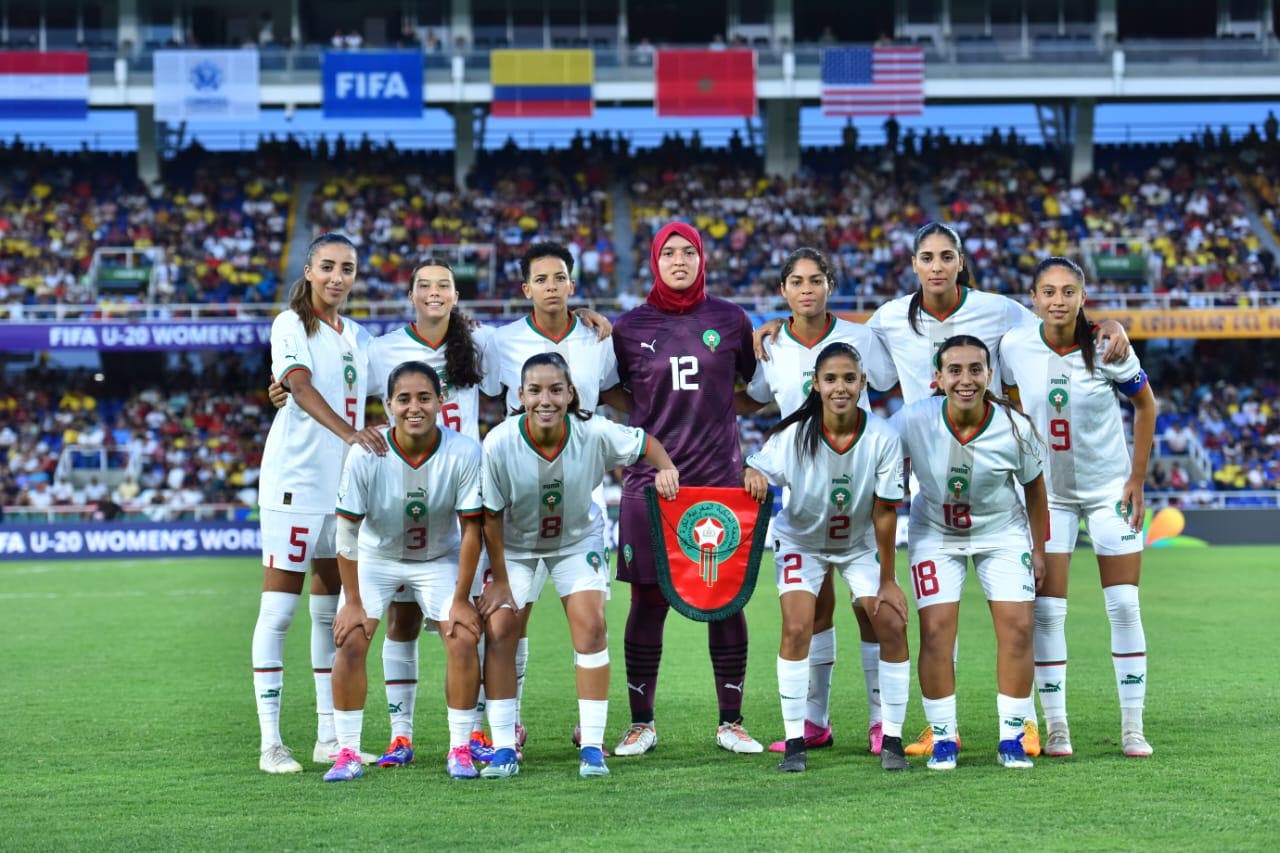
<box><xmin>1</xmin><ymin>547</ymin><xmax>1275</xmax><ymax>850</ymax></box>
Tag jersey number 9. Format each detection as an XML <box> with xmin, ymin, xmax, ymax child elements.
<box><xmin>1049</xmin><ymin>418</ymin><xmax>1071</xmax><ymax>451</ymax></box>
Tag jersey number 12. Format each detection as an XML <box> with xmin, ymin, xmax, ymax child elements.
<box><xmin>669</xmin><ymin>356</ymin><xmax>700</xmax><ymax>390</ymax></box>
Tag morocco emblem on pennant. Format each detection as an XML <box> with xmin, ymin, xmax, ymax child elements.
<box><xmin>645</xmin><ymin>485</ymin><xmax>772</xmax><ymax>621</ymax></box>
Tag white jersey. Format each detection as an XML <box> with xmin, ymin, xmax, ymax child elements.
<box><xmin>999</xmin><ymin>323</ymin><xmax>1148</xmax><ymax>505</ymax></box>
<box><xmin>890</xmin><ymin>396</ymin><xmax>1044</xmax><ymax>554</ymax></box>
<box><xmin>260</xmin><ymin>310</ymin><xmax>370</xmax><ymax>513</ymax></box>
<box><xmin>746</xmin><ymin>316</ymin><xmax>896</xmax><ymax>415</ymax></box>
<box><xmin>370</xmin><ymin>323</ymin><xmax>490</xmax><ymax>441</ymax></box>
<box><xmin>483</xmin><ymin>414</ymin><xmax>645</xmax><ymax>556</ymax></box>
<box><xmin>335</xmin><ymin>427</ymin><xmax>483</xmax><ymax>562</ymax></box>
<box><xmin>480</xmin><ymin>315</ymin><xmax>619</xmax><ymax>412</ymax></box>
<box><xmin>867</xmin><ymin>287</ymin><xmax>1035</xmax><ymax>404</ymax></box>
<box><xmin>746</xmin><ymin>414</ymin><xmax>904</xmax><ymax>553</ymax></box>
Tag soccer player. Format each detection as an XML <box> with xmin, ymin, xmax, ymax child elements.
<box><xmin>743</xmin><ymin>342</ymin><xmax>911</xmax><ymax>773</ymax></box>
<box><xmin>479</xmin><ymin>240</ymin><xmax>627</xmax><ymax>754</ymax></box>
<box><xmin>610</xmin><ymin>222</ymin><xmax>763</xmax><ymax>756</ymax></box>
<box><xmin>323</xmin><ymin>361</ymin><xmax>485</xmax><ymax>782</ymax></box>
<box><xmin>738</xmin><ymin>248</ymin><xmax>898</xmax><ymax>757</ymax></box>
<box><xmin>252</xmin><ymin>233</ymin><xmax>387</xmax><ymax>773</ymax></box>
<box><xmin>365</xmin><ymin>257</ymin><xmax>489</xmax><ymax>769</ymax></box>
<box><xmin>890</xmin><ymin>335</ymin><xmax>1048</xmax><ymax>770</ymax></box>
<box><xmin>478</xmin><ymin>353</ymin><xmax>681</xmax><ymax>778</ymax></box>
<box><xmin>1000</xmin><ymin>257</ymin><xmax>1156</xmax><ymax>758</ymax></box>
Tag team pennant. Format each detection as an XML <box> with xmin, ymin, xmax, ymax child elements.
<box><xmin>645</xmin><ymin>485</ymin><xmax>771</xmax><ymax>621</ymax></box>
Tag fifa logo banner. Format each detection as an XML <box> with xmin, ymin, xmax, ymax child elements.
<box><xmin>645</xmin><ymin>485</ymin><xmax>772</xmax><ymax>621</ymax></box>
<box><xmin>323</xmin><ymin>51</ymin><xmax>423</xmax><ymax>118</ymax></box>
<box><xmin>154</xmin><ymin>50</ymin><xmax>260</xmax><ymax>121</ymax></box>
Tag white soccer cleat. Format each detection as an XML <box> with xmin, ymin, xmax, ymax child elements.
<box><xmin>313</xmin><ymin>740</ymin><xmax>377</xmax><ymax>765</ymax></box>
<box><xmin>614</xmin><ymin>723</ymin><xmax>657</xmax><ymax>756</ymax></box>
<box><xmin>1045</xmin><ymin>726</ymin><xmax>1074</xmax><ymax>757</ymax></box>
<box><xmin>1122</xmin><ymin>729</ymin><xmax>1153</xmax><ymax>758</ymax></box>
<box><xmin>259</xmin><ymin>743</ymin><xmax>303</xmax><ymax>774</ymax></box>
<box><xmin>716</xmin><ymin>722</ymin><xmax>764</xmax><ymax>754</ymax></box>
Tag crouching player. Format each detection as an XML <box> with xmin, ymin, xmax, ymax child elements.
<box><xmin>324</xmin><ymin>361</ymin><xmax>486</xmax><ymax>781</ymax></box>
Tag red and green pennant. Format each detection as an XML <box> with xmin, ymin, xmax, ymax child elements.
<box><xmin>645</xmin><ymin>485</ymin><xmax>771</xmax><ymax>621</ymax></box>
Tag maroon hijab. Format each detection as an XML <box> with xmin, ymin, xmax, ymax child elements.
<box><xmin>646</xmin><ymin>221</ymin><xmax>707</xmax><ymax>314</ymax></box>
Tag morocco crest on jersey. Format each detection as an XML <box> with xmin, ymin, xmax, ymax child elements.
<box><xmin>645</xmin><ymin>485</ymin><xmax>772</xmax><ymax>621</ymax></box>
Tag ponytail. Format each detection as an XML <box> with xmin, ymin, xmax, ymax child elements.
<box><xmin>289</xmin><ymin>232</ymin><xmax>357</xmax><ymax>337</ymax></box>
<box><xmin>443</xmin><ymin>307</ymin><xmax>483</xmax><ymax>389</ymax></box>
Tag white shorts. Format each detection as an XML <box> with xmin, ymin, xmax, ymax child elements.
<box><xmin>342</xmin><ymin>553</ymin><xmax>460</xmax><ymax>623</ymax></box>
<box><xmin>506</xmin><ymin>538</ymin><xmax>610</xmax><ymax>610</ymax></box>
<box><xmin>1048</xmin><ymin>501</ymin><xmax>1144</xmax><ymax>557</ymax></box>
<box><xmin>260</xmin><ymin>509</ymin><xmax>335</xmax><ymax>571</ymax></box>
<box><xmin>907</xmin><ymin>547</ymin><xmax>1036</xmax><ymax>608</ymax></box>
<box><xmin>774</xmin><ymin>541</ymin><xmax>882</xmax><ymax>601</ymax></box>
<box><xmin>393</xmin><ymin>549</ymin><xmax>492</xmax><ymax>604</ymax></box>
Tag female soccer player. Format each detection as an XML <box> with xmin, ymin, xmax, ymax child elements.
<box><xmin>611</xmin><ymin>222</ymin><xmax>762</xmax><ymax>757</ymax></box>
<box><xmin>366</xmin><ymin>257</ymin><xmax>490</xmax><ymax>769</ymax></box>
<box><xmin>323</xmin><ymin>361</ymin><xmax>485</xmax><ymax>782</ymax></box>
<box><xmin>1000</xmin><ymin>258</ymin><xmax>1156</xmax><ymax>758</ymax></box>
<box><xmin>744</xmin><ymin>342</ymin><xmax>911</xmax><ymax>773</ymax></box>
<box><xmin>890</xmin><ymin>335</ymin><xmax>1048</xmax><ymax>770</ymax></box>
<box><xmin>252</xmin><ymin>232</ymin><xmax>386</xmax><ymax>773</ymax></box>
<box><xmin>479</xmin><ymin>353</ymin><xmax>680</xmax><ymax>779</ymax></box>
<box><xmin>739</xmin><ymin>248</ymin><xmax>897</xmax><ymax>756</ymax></box>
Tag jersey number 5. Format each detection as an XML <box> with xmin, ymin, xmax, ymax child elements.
<box><xmin>669</xmin><ymin>356</ymin><xmax>700</xmax><ymax>390</ymax></box>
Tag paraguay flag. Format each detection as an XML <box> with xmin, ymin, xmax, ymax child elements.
<box><xmin>490</xmin><ymin>49</ymin><xmax>593</xmax><ymax>118</ymax></box>
<box><xmin>0</xmin><ymin>51</ymin><xmax>89</xmax><ymax>119</ymax></box>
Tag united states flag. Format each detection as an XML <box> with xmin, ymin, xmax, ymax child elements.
<box><xmin>820</xmin><ymin>47</ymin><xmax>924</xmax><ymax>117</ymax></box>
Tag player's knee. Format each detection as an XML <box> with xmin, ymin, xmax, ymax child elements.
<box><xmin>484</xmin><ymin>608</ymin><xmax>520</xmax><ymax>648</ymax></box>
<box><xmin>336</xmin><ymin>633</ymin><xmax>370</xmax><ymax>665</ymax></box>
<box><xmin>1103</xmin><ymin>584</ymin><xmax>1141</xmax><ymax>627</ymax></box>
<box><xmin>630</xmin><ymin>582</ymin><xmax>669</xmax><ymax>610</ymax></box>
<box><xmin>871</xmin><ymin>607</ymin><xmax>906</xmax><ymax>640</ymax></box>
<box><xmin>917</xmin><ymin>614</ymin><xmax>955</xmax><ymax>653</ymax></box>
<box><xmin>780</xmin><ymin>620</ymin><xmax>812</xmax><ymax>658</ymax></box>
<box><xmin>1034</xmin><ymin>596</ymin><xmax>1067</xmax><ymax>631</ymax></box>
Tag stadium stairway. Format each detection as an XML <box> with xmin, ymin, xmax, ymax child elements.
<box><xmin>282</xmin><ymin>163</ymin><xmax>323</xmax><ymax>293</ymax></box>
<box><xmin>917</xmin><ymin>182</ymin><xmax>945</xmax><ymax>224</ymax></box>
<box><xmin>1244</xmin><ymin>206</ymin><xmax>1280</xmax><ymax>259</ymax></box>
<box><xmin>612</xmin><ymin>177</ymin><xmax>635</xmax><ymax>292</ymax></box>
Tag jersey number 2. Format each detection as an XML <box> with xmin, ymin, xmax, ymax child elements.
<box><xmin>669</xmin><ymin>356</ymin><xmax>700</xmax><ymax>390</ymax></box>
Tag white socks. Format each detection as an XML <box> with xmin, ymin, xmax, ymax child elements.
<box><xmin>777</xmin><ymin>656</ymin><xmax>809</xmax><ymax>741</ymax></box>
<box><xmin>382</xmin><ymin>638</ymin><xmax>418</xmax><ymax>740</ymax></box>
<box><xmin>310</xmin><ymin>594</ymin><xmax>339</xmax><ymax>742</ymax></box>
<box><xmin>1105</xmin><ymin>584</ymin><xmax>1147</xmax><ymax>713</ymax></box>
<box><xmin>578</xmin><ymin>699</ymin><xmax>608</xmax><ymax>751</ymax></box>
<box><xmin>1034</xmin><ymin>596</ymin><xmax>1068</xmax><ymax>726</ymax></box>
<box><xmin>877</xmin><ymin>658</ymin><xmax>910</xmax><ymax>739</ymax></box>
<box><xmin>252</xmin><ymin>590</ymin><xmax>299</xmax><ymax>749</ymax></box>
<box><xmin>806</xmin><ymin>629</ymin><xmax>836</xmax><ymax>727</ymax></box>
<box><xmin>859</xmin><ymin>641</ymin><xmax>882</xmax><ymax>725</ymax></box>
<box><xmin>921</xmin><ymin>694</ymin><xmax>958</xmax><ymax>742</ymax></box>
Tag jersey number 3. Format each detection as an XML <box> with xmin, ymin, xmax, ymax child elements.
<box><xmin>669</xmin><ymin>356</ymin><xmax>700</xmax><ymax>390</ymax></box>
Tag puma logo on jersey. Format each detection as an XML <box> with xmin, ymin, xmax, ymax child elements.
<box><xmin>641</xmin><ymin>340</ymin><xmax>657</xmax><ymax>353</ymax></box>
<box><xmin>627</xmin><ymin>682</ymin><xmax>647</xmax><ymax>695</ymax></box>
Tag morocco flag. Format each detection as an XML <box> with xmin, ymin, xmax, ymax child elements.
<box><xmin>654</xmin><ymin>49</ymin><xmax>756</xmax><ymax>118</ymax></box>
<box><xmin>645</xmin><ymin>485</ymin><xmax>772</xmax><ymax>621</ymax></box>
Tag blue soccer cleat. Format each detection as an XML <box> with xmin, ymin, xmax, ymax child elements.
<box><xmin>997</xmin><ymin>733</ymin><xmax>1034</xmax><ymax>769</ymax></box>
<box><xmin>480</xmin><ymin>747</ymin><xmax>520</xmax><ymax>779</ymax></box>
<box><xmin>927</xmin><ymin>738</ymin><xmax>959</xmax><ymax>770</ymax></box>
<box><xmin>579</xmin><ymin>746</ymin><xmax>610</xmax><ymax>778</ymax></box>
<box><xmin>377</xmin><ymin>736</ymin><xmax>414</xmax><ymax>768</ymax></box>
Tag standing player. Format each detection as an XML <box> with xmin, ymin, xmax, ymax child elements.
<box><xmin>479</xmin><ymin>241</ymin><xmax>628</xmax><ymax>753</ymax></box>
<box><xmin>323</xmin><ymin>362</ymin><xmax>485</xmax><ymax>782</ymax></box>
<box><xmin>1000</xmin><ymin>258</ymin><xmax>1156</xmax><ymax>758</ymax></box>
<box><xmin>611</xmin><ymin>222</ymin><xmax>763</xmax><ymax>756</ymax></box>
<box><xmin>743</xmin><ymin>342</ymin><xmax>911</xmax><ymax>773</ymax></box>
<box><xmin>252</xmin><ymin>233</ymin><xmax>386</xmax><ymax>773</ymax></box>
<box><xmin>890</xmin><ymin>335</ymin><xmax>1048</xmax><ymax>770</ymax></box>
<box><xmin>738</xmin><ymin>248</ymin><xmax>898</xmax><ymax>756</ymax></box>
<box><xmin>479</xmin><ymin>353</ymin><xmax>681</xmax><ymax>778</ymax></box>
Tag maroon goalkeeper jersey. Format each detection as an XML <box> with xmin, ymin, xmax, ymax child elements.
<box><xmin>612</xmin><ymin>297</ymin><xmax>756</xmax><ymax>497</ymax></box>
